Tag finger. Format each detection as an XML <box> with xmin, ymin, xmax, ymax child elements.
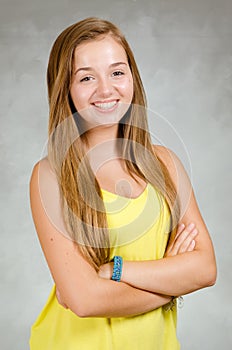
<box><xmin>178</xmin><ymin>228</ymin><xmax>198</xmax><ymax>253</ymax></box>
<box><xmin>187</xmin><ymin>239</ymin><xmax>196</xmax><ymax>252</ymax></box>
<box><xmin>176</xmin><ymin>223</ymin><xmax>185</xmax><ymax>236</ymax></box>
<box><xmin>173</xmin><ymin>223</ymin><xmax>186</xmax><ymax>241</ymax></box>
<box><xmin>165</xmin><ymin>222</ymin><xmax>197</xmax><ymax>257</ymax></box>
<box><xmin>171</xmin><ymin>223</ymin><xmax>196</xmax><ymax>255</ymax></box>
<box><xmin>165</xmin><ymin>223</ymin><xmax>186</xmax><ymax>255</ymax></box>
<box><xmin>175</xmin><ymin>223</ymin><xmax>195</xmax><ymax>243</ymax></box>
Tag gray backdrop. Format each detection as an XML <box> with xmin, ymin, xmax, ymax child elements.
<box><xmin>1</xmin><ymin>0</ymin><xmax>231</xmax><ymax>349</ymax></box>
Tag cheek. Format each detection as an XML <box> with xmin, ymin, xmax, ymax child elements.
<box><xmin>118</xmin><ymin>78</ymin><xmax>134</xmax><ymax>101</ymax></box>
<box><xmin>70</xmin><ymin>85</ymin><xmax>89</xmax><ymax>110</ymax></box>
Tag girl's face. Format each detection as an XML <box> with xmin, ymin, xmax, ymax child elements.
<box><xmin>70</xmin><ymin>35</ymin><xmax>134</xmax><ymax>130</ymax></box>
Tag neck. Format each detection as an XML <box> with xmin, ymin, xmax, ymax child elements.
<box><xmin>82</xmin><ymin>124</ymin><xmax>123</xmax><ymax>173</ymax></box>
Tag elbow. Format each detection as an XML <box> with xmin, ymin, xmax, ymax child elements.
<box><xmin>199</xmin><ymin>263</ymin><xmax>217</xmax><ymax>289</ymax></box>
<box><xmin>71</xmin><ymin>297</ymin><xmax>106</xmax><ymax>318</ymax></box>
<box><xmin>55</xmin><ymin>292</ymin><xmax>92</xmax><ymax>318</ymax></box>
<box><xmin>206</xmin><ymin>267</ymin><xmax>217</xmax><ymax>287</ymax></box>
<box><xmin>203</xmin><ymin>275</ymin><xmax>216</xmax><ymax>288</ymax></box>
<box><xmin>67</xmin><ymin>303</ymin><xmax>91</xmax><ymax>318</ymax></box>
<box><xmin>57</xmin><ymin>280</ymin><xmax>105</xmax><ymax>318</ymax></box>
<box><xmin>68</xmin><ymin>300</ymin><xmax>93</xmax><ymax>318</ymax></box>
<box><xmin>67</xmin><ymin>294</ymin><xmax>98</xmax><ymax>318</ymax></box>
<box><xmin>206</xmin><ymin>258</ymin><xmax>217</xmax><ymax>287</ymax></box>
<box><xmin>74</xmin><ymin>307</ymin><xmax>90</xmax><ymax>318</ymax></box>
<box><xmin>55</xmin><ymin>290</ymin><xmax>91</xmax><ymax>318</ymax></box>
<box><xmin>71</xmin><ymin>280</ymin><xmax>106</xmax><ymax>318</ymax></box>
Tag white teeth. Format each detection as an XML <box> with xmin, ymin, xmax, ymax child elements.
<box><xmin>94</xmin><ymin>101</ymin><xmax>117</xmax><ymax>110</ymax></box>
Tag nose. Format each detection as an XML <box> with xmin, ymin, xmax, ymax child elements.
<box><xmin>96</xmin><ymin>77</ymin><xmax>113</xmax><ymax>98</ymax></box>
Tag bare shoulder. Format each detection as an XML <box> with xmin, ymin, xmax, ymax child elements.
<box><xmin>152</xmin><ymin>144</ymin><xmax>193</xmax><ymax>220</ymax></box>
<box><xmin>30</xmin><ymin>157</ymin><xmax>59</xmax><ymax>202</ymax></box>
<box><xmin>30</xmin><ymin>156</ymin><xmax>56</xmax><ymax>185</ymax></box>
<box><xmin>152</xmin><ymin>145</ymin><xmax>187</xmax><ymax>185</ymax></box>
<box><xmin>29</xmin><ymin>156</ymin><xmax>65</xmax><ymax>236</ymax></box>
<box><xmin>152</xmin><ymin>144</ymin><xmax>180</xmax><ymax>165</ymax></box>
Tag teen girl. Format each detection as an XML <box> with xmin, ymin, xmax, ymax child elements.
<box><xmin>29</xmin><ymin>17</ymin><xmax>216</xmax><ymax>349</ymax></box>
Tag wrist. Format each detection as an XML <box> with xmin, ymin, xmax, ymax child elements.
<box><xmin>111</xmin><ymin>256</ymin><xmax>123</xmax><ymax>282</ymax></box>
<box><xmin>98</xmin><ymin>262</ymin><xmax>113</xmax><ymax>280</ymax></box>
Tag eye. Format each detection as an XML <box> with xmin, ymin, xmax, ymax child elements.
<box><xmin>80</xmin><ymin>76</ymin><xmax>94</xmax><ymax>82</ymax></box>
<box><xmin>112</xmin><ymin>71</ymin><xmax>124</xmax><ymax>77</ymax></box>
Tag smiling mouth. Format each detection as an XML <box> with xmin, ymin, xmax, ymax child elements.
<box><xmin>93</xmin><ymin>100</ymin><xmax>118</xmax><ymax>110</ymax></box>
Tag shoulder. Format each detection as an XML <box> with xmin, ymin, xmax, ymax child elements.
<box><xmin>152</xmin><ymin>145</ymin><xmax>186</xmax><ymax>185</ymax></box>
<box><xmin>153</xmin><ymin>145</ymin><xmax>194</xmax><ymax>218</ymax></box>
<box><xmin>30</xmin><ymin>157</ymin><xmax>58</xmax><ymax>194</ymax></box>
<box><xmin>30</xmin><ymin>157</ymin><xmax>61</xmax><ymax>220</ymax></box>
<box><xmin>30</xmin><ymin>156</ymin><xmax>55</xmax><ymax>181</ymax></box>
<box><xmin>152</xmin><ymin>144</ymin><xmax>180</xmax><ymax>166</ymax></box>
<box><xmin>30</xmin><ymin>157</ymin><xmax>68</xmax><ymax>240</ymax></box>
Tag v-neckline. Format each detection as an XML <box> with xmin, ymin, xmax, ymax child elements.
<box><xmin>100</xmin><ymin>182</ymin><xmax>149</xmax><ymax>200</ymax></box>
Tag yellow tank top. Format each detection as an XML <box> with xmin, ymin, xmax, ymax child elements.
<box><xmin>29</xmin><ymin>183</ymin><xmax>180</xmax><ymax>350</ymax></box>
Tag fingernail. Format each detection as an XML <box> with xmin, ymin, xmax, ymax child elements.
<box><xmin>188</xmin><ymin>223</ymin><xmax>195</xmax><ymax>229</ymax></box>
<box><xmin>192</xmin><ymin>228</ymin><xmax>198</xmax><ymax>235</ymax></box>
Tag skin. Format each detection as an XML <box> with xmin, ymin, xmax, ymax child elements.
<box><xmin>30</xmin><ymin>34</ymin><xmax>217</xmax><ymax>317</ymax></box>
<box><xmin>98</xmin><ymin>146</ymin><xmax>217</xmax><ymax>296</ymax></box>
<box><xmin>70</xmin><ymin>35</ymin><xmax>134</xmax><ymax>141</ymax></box>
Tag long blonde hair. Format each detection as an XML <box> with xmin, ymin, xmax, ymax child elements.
<box><xmin>47</xmin><ymin>17</ymin><xmax>180</xmax><ymax>270</ymax></box>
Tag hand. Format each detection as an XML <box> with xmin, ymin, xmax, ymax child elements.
<box><xmin>165</xmin><ymin>222</ymin><xmax>198</xmax><ymax>257</ymax></box>
<box><xmin>98</xmin><ymin>262</ymin><xmax>114</xmax><ymax>280</ymax></box>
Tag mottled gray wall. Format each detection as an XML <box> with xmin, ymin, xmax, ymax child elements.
<box><xmin>1</xmin><ymin>0</ymin><xmax>231</xmax><ymax>349</ymax></box>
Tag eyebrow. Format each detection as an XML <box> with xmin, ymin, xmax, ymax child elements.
<box><xmin>74</xmin><ymin>61</ymin><xmax>127</xmax><ymax>75</ymax></box>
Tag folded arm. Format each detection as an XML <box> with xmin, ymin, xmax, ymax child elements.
<box><xmin>30</xmin><ymin>158</ymin><xmax>172</xmax><ymax>318</ymax></box>
<box><xmin>99</xmin><ymin>146</ymin><xmax>217</xmax><ymax>296</ymax></box>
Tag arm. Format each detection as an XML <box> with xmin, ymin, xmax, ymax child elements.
<box><xmin>99</xmin><ymin>146</ymin><xmax>217</xmax><ymax>296</ymax></box>
<box><xmin>30</xmin><ymin>158</ymin><xmax>172</xmax><ymax>318</ymax></box>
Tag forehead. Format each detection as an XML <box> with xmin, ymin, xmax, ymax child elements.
<box><xmin>73</xmin><ymin>35</ymin><xmax>128</xmax><ymax>67</ymax></box>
